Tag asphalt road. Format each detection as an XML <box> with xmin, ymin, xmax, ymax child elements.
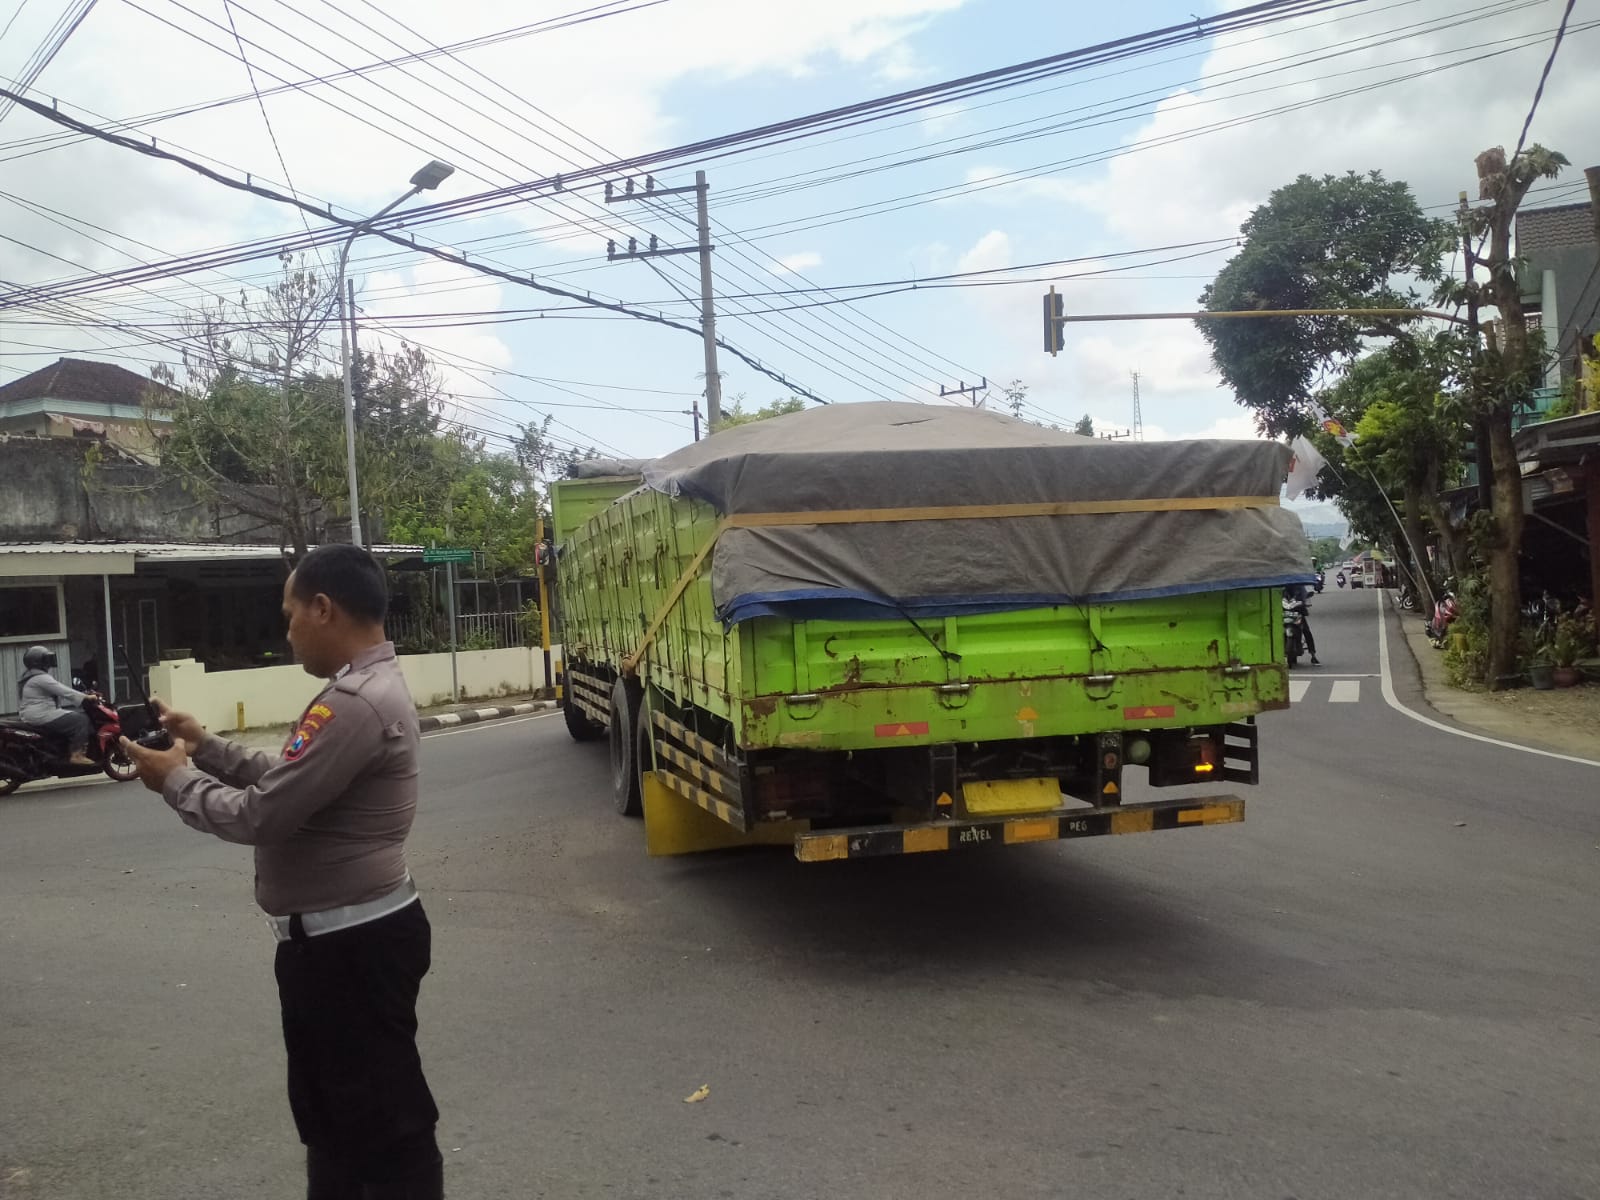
<box><xmin>3</xmin><ymin>589</ymin><xmax>1598</xmax><ymax>1199</ymax></box>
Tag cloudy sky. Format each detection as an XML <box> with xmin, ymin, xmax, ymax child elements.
<box><xmin>1</xmin><ymin>0</ymin><xmax>1596</xmax><ymax>465</ymax></box>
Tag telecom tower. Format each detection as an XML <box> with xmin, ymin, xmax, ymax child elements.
<box><xmin>1130</xmin><ymin>370</ymin><xmax>1144</xmax><ymax>441</ymax></box>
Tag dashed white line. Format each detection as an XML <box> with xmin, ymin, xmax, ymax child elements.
<box><xmin>1329</xmin><ymin>680</ymin><xmax>1360</xmax><ymax>704</ymax></box>
<box><xmin>1289</xmin><ymin>679</ymin><xmax>1311</xmax><ymax>704</ymax></box>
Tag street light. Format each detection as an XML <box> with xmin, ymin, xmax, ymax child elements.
<box><xmin>337</xmin><ymin>158</ymin><xmax>455</xmax><ymax>547</ymax></box>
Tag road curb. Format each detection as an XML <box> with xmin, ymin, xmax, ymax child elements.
<box><xmin>418</xmin><ymin>700</ymin><xmax>554</xmax><ymax>732</ymax></box>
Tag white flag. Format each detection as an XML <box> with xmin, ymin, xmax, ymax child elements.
<box><xmin>1285</xmin><ymin>436</ymin><xmax>1326</xmax><ymax>500</ymax></box>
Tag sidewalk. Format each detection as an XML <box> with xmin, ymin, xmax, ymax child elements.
<box><xmin>1389</xmin><ymin>597</ymin><xmax>1600</xmax><ymax>761</ymax></box>
<box><xmin>228</xmin><ymin>691</ymin><xmax>555</xmax><ymax>749</ymax></box>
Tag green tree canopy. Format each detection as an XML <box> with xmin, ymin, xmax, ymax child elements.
<box><xmin>1198</xmin><ymin>171</ymin><xmax>1452</xmax><ymax>436</ymax></box>
<box><xmin>713</xmin><ymin>395</ymin><xmax>808</xmax><ymax>431</ymax></box>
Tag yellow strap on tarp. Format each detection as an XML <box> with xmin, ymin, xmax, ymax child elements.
<box><xmin>623</xmin><ymin>517</ymin><xmax>732</xmax><ymax>674</ymax></box>
<box><xmin>621</xmin><ymin>494</ymin><xmax>1276</xmax><ymax>673</ymax></box>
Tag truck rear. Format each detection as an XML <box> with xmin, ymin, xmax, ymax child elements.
<box><xmin>552</xmin><ymin>403</ymin><xmax>1309</xmax><ymax>861</ymax></box>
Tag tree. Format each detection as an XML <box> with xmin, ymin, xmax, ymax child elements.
<box><xmin>150</xmin><ymin>255</ymin><xmax>346</xmax><ymax>556</ymax></box>
<box><xmin>713</xmin><ymin>395</ymin><xmax>807</xmax><ymax>431</ymax></box>
<box><xmin>1318</xmin><ymin>339</ymin><xmax>1469</xmax><ymax>590</ymax></box>
<box><xmin>1198</xmin><ymin>171</ymin><xmax>1452</xmax><ymax>436</ymax></box>
<box><xmin>1002</xmin><ymin>379</ymin><xmax>1029</xmax><ymax>419</ymax></box>
<box><xmin>1456</xmin><ymin>144</ymin><xmax>1568</xmax><ymax>687</ymax></box>
<box><xmin>148</xmin><ymin>254</ymin><xmax>451</xmax><ymax>557</ymax></box>
<box><xmin>1073</xmin><ymin>413</ymin><xmax>1095</xmax><ymax>437</ymax></box>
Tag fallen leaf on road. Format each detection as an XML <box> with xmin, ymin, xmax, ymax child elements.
<box><xmin>684</xmin><ymin>1084</ymin><xmax>711</xmax><ymax>1104</ymax></box>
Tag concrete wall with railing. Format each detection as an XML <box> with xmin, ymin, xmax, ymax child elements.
<box><xmin>148</xmin><ymin>644</ymin><xmax>560</xmax><ymax>733</ymax></box>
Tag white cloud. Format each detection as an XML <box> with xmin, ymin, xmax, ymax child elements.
<box><xmin>956</xmin><ymin>230</ymin><xmax>1013</xmax><ymax>275</ymax></box>
<box><xmin>1055</xmin><ymin>1</ymin><xmax>1600</xmax><ymax>245</ymax></box>
<box><xmin>775</xmin><ymin>251</ymin><xmax>823</xmax><ymax>274</ymax></box>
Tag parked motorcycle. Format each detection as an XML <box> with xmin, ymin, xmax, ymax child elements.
<box><xmin>1426</xmin><ymin>591</ymin><xmax>1460</xmax><ymax>648</ymax></box>
<box><xmin>0</xmin><ymin>694</ymin><xmax>151</xmax><ymax>796</ymax></box>
<box><xmin>1283</xmin><ymin>593</ymin><xmax>1311</xmax><ymax>667</ymax></box>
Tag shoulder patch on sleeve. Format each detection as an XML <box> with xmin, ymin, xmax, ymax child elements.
<box><xmin>284</xmin><ymin>701</ymin><xmax>337</xmax><ymax>760</ymax></box>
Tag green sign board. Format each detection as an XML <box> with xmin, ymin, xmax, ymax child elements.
<box><xmin>423</xmin><ymin>547</ymin><xmax>473</xmax><ymax>565</ymax></box>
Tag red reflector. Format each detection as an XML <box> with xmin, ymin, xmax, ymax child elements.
<box><xmin>1123</xmin><ymin>705</ymin><xmax>1175</xmax><ymax>720</ymax></box>
<box><xmin>874</xmin><ymin>721</ymin><xmax>930</xmax><ymax>738</ymax></box>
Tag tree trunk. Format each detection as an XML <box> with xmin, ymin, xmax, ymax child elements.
<box><xmin>1484</xmin><ymin>406</ymin><xmax>1523</xmax><ymax>689</ymax></box>
<box><xmin>1423</xmin><ymin>492</ymin><xmax>1468</xmax><ymax>582</ymax></box>
<box><xmin>1401</xmin><ymin>479</ymin><xmax>1433</xmax><ymax>605</ymax></box>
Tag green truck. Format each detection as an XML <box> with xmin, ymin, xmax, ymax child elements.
<box><xmin>550</xmin><ymin>403</ymin><xmax>1310</xmax><ymax>861</ymax></box>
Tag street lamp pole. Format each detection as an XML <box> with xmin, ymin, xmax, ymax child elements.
<box><xmin>337</xmin><ymin>159</ymin><xmax>454</xmax><ymax>546</ymax></box>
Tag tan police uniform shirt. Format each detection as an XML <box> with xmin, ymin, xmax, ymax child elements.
<box><xmin>160</xmin><ymin>642</ymin><xmax>420</xmax><ymax>916</ymax></box>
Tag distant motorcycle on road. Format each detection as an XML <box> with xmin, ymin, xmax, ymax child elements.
<box><xmin>0</xmin><ymin>694</ymin><xmax>141</xmax><ymax>796</ymax></box>
<box><xmin>1335</xmin><ymin>571</ymin><xmax>1346</xmax><ymax>588</ymax></box>
<box><xmin>1283</xmin><ymin>593</ymin><xmax>1311</xmax><ymax>667</ymax></box>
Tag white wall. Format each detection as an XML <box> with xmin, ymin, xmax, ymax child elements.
<box><xmin>149</xmin><ymin>646</ymin><xmax>560</xmax><ymax>732</ymax></box>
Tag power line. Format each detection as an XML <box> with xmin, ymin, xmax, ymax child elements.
<box><xmin>0</xmin><ymin>84</ymin><xmax>829</xmax><ymax>405</ymax></box>
<box><xmin>1512</xmin><ymin>0</ymin><xmax>1577</xmax><ymax>160</ymax></box>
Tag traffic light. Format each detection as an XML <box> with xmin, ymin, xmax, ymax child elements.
<box><xmin>1043</xmin><ymin>287</ymin><xmax>1064</xmax><ymax>356</ymax></box>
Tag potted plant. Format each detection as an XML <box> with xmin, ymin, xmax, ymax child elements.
<box><xmin>1522</xmin><ymin>628</ymin><xmax>1556</xmax><ymax>690</ymax></box>
<box><xmin>1549</xmin><ymin>615</ymin><xmax>1594</xmax><ymax>688</ymax></box>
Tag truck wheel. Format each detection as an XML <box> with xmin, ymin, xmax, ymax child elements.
<box><xmin>609</xmin><ymin>676</ymin><xmax>644</xmax><ymax>818</ymax></box>
<box><xmin>635</xmin><ymin>700</ymin><xmax>656</xmax><ymax>805</ymax></box>
<box><xmin>563</xmin><ymin>696</ymin><xmax>602</xmax><ymax>742</ymax></box>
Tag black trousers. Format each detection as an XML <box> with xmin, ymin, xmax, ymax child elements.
<box><xmin>37</xmin><ymin>709</ymin><xmax>91</xmax><ymax>752</ymax></box>
<box><xmin>274</xmin><ymin>899</ymin><xmax>443</xmax><ymax>1199</ymax></box>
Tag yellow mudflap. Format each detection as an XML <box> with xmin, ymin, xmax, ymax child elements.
<box><xmin>642</xmin><ymin>770</ymin><xmax>809</xmax><ymax>856</ymax></box>
<box><xmin>961</xmin><ymin>776</ymin><xmax>1063</xmax><ymax>815</ymax></box>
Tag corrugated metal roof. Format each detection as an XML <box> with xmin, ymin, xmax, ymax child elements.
<box><xmin>0</xmin><ymin>541</ymin><xmax>424</xmax><ymax>561</ymax></box>
<box><xmin>0</xmin><ymin>542</ymin><xmax>138</xmax><ymax>555</ymax></box>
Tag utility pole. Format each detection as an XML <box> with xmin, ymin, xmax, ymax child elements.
<box><xmin>939</xmin><ymin>378</ymin><xmax>988</xmax><ymax>406</ymax></box>
<box><xmin>684</xmin><ymin>399</ymin><xmax>702</xmax><ymax>441</ymax></box>
<box><xmin>1459</xmin><ymin>191</ymin><xmax>1492</xmax><ymax>513</ymax></box>
<box><xmin>605</xmin><ymin>172</ymin><xmax>722</xmax><ymax>426</ymax></box>
<box><xmin>1586</xmin><ymin>165</ymin><xmax>1600</xmax><ymax>245</ymax></box>
<box><xmin>1129</xmin><ymin>370</ymin><xmax>1144</xmax><ymax>441</ymax></box>
<box><xmin>348</xmin><ymin>279</ymin><xmax>362</xmax><ymax>430</ymax></box>
<box><xmin>533</xmin><ymin>515</ymin><xmax>553</xmax><ymax>693</ymax></box>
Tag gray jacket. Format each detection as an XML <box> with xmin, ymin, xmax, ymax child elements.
<box><xmin>18</xmin><ymin>670</ymin><xmax>87</xmax><ymax>725</ymax></box>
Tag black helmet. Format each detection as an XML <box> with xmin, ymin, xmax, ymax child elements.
<box><xmin>22</xmin><ymin>645</ymin><xmax>56</xmax><ymax>671</ymax></box>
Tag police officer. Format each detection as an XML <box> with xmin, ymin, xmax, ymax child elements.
<box><xmin>123</xmin><ymin>544</ymin><xmax>443</xmax><ymax>1200</ymax></box>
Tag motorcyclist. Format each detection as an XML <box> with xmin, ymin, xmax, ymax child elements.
<box><xmin>1285</xmin><ymin>584</ymin><xmax>1320</xmax><ymax>665</ymax></box>
<box><xmin>17</xmin><ymin>646</ymin><xmax>96</xmax><ymax>766</ymax></box>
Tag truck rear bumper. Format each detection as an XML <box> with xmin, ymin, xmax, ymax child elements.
<box><xmin>792</xmin><ymin>795</ymin><xmax>1244</xmax><ymax>862</ymax></box>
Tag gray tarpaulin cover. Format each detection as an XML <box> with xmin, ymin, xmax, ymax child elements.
<box><xmin>633</xmin><ymin>402</ymin><xmax>1312</xmax><ymax>624</ymax></box>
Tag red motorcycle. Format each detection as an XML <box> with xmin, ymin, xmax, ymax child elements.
<box><xmin>0</xmin><ymin>694</ymin><xmax>146</xmax><ymax>796</ymax></box>
<box><xmin>1427</xmin><ymin>591</ymin><xmax>1461</xmax><ymax>649</ymax></box>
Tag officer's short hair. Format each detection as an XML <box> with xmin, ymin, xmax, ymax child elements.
<box><xmin>291</xmin><ymin>544</ymin><xmax>389</xmax><ymax>624</ymax></box>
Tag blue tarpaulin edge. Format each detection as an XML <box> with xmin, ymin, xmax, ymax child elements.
<box><xmin>717</xmin><ymin>573</ymin><xmax>1320</xmax><ymax>626</ymax></box>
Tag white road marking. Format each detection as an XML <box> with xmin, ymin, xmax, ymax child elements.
<box><xmin>1289</xmin><ymin>679</ymin><xmax>1311</xmax><ymax>703</ymax></box>
<box><xmin>422</xmin><ymin>712</ymin><xmax>561</xmax><ymax>740</ymax></box>
<box><xmin>1377</xmin><ymin>592</ymin><xmax>1600</xmax><ymax>768</ymax></box>
<box><xmin>1329</xmin><ymin>680</ymin><xmax>1360</xmax><ymax>703</ymax></box>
